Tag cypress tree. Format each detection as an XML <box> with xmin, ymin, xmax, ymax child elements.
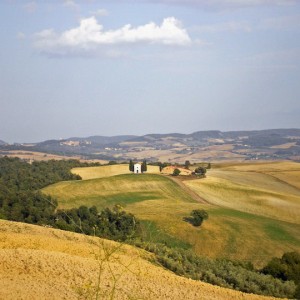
<box><xmin>141</xmin><ymin>160</ymin><xmax>147</xmax><ymax>172</ymax></box>
<box><xmin>129</xmin><ymin>160</ymin><xmax>134</xmax><ymax>172</ymax></box>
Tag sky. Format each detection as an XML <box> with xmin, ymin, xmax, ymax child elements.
<box><xmin>1</xmin><ymin>0</ymin><xmax>300</xmax><ymax>143</ymax></box>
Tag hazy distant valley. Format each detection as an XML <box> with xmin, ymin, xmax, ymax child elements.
<box><xmin>1</xmin><ymin>129</ymin><xmax>300</xmax><ymax>163</ymax></box>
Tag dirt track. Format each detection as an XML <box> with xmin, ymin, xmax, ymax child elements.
<box><xmin>165</xmin><ymin>175</ymin><xmax>210</xmax><ymax>204</ymax></box>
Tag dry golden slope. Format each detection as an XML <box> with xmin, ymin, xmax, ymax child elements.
<box><xmin>72</xmin><ymin>164</ymin><xmax>160</xmax><ymax>180</ymax></box>
<box><xmin>0</xmin><ymin>220</ymin><xmax>277</xmax><ymax>300</ymax></box>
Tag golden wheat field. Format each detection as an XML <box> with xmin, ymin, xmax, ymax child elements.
<box><xmin>0</xmin><ymin>220</ymin><xmax>277</xmax><ymax>300</ymax></box>
<box><xmin>185</xmin><ymin>161</ymin><xmax>300</xmax><ymax>224</ymax></box>
<box><xmin>72</xmin><ymin>164</ymin><xmax>160</xmax><ymax>180</ymax></box>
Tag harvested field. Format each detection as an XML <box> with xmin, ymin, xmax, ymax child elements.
<box><xmin>185</xmin><ymin>163</ymin><xmax>300</xmax><ymax>224</ymax></box>
<box><xmin>161</xmin><ymin>166</ymin><xmax>192</xmax><ymax>175</ymax></box>
<box><xmin>0</xmin><ymin>220</ymin><xmax>276</xmax><ymax>300</ymax></box>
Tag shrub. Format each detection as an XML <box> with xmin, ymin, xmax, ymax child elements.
<box><xmin>184</xmin><ymin>209</ymin><xmax>208</xmax><ymax>226</ymax></box>
<box><xmin>173</xmin><ymin>168</ymin><xmax>181</xmax><ymax>176</ymax></box>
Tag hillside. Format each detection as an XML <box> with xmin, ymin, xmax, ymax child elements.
<box><xmin>0</xmin><ymin>220</ymin><xmax>276</xmax><ymax>300</ymax></box>
<box><xmin>185</xmin><ymin>161</ymin><xmax>300</xmax><ymax>224</ymax></box>
<box><xmin>2</xmin><ymin>128</ymin><xmax>300</xmax><ymax>162</ymax></box>
<box><xmin>43</xmin><ymin>163</ymin><xmax>300</xmax><ymax>267</ymax></box>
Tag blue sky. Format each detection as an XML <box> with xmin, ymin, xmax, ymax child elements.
<box><xmin>1</xmin><ymin>0</ymin><xmax>300</xmax><ymax>143</ymax></box>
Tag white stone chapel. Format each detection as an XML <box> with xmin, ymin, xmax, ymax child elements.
<box><xmin>134</xmin><ymin>163</ymin><xmax>142</xmax><ymax>174</ymax></box>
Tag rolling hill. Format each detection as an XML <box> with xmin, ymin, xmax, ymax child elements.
<box><xmin>43</xmin><ymin>163</ymin><xmax>300</xmax><ymax>267</ymax></box>
<box><xmin>0</xmin><ymin>219</ymin><xmax>276</xmax><ymax>300</ymax></box>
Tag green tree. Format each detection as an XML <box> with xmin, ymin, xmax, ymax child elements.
<box><xmin>184</xmin><ymin>160</ymin><xmax>191</xmax><ymax>169</ymax></box>
<box><xmin>262</xmin><ymin>251</ymin><xmax>300</xmax><ymax>298</ymax></box>
<box><xmin>129</xmin><ymin>160</ymin><xmax>134</xmax><ymax>172</ymax></box>
<box><xmin>189</xmin><ymin>209</ymin><xmax>208</xmax><ymax>226</ymax></box>
<box><xmin>141</xmin><ymin>160</ymin><xmax>147</xmax><ymax>172</ymax></box>
<box><xmin>173</xmin><ymin>168</ymin><xmax>181</xmax><ymax>176</ymax></box>
<box><xmin>194</xmin><ymin>166</ymin><xmax>207</xmax><ymax>176</ymax></box>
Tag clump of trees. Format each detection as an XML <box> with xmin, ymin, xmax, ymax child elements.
<box><xmin>185</xmin><ymin>209</ymin><xmax>208</xmax><ymax>226</ymax></box>
<box><xmin>55</xmin><ymin>205</ymin><xmax>140</xmax><ymax>241</ymax></box>
<box><xmin>0</xmin><ymin>157</ymin><xmax>83</xmax><ymax>224</ymax></box>
<box><xmin>0</xmin><ymin>157</ymin><xmax>83</xmax><ymax>192</ymax></box>
<box><xmin>194</xmin><ymin>166</ymin><xmax>207</xmax><ymax>177</ymax></box>
<box><xmin>172</xmin><ymin>168</ymin><xmax>181</xmax><ymax>176</ymax></box>
<box><xmin>262</xmin><ymin>251</ymin><xmax>300</xmax><ymax>298</ymax></box>
<box><xmin>0</xmin><ymin>157</ymin><xmax>140</xmax><ymax>241</ymax></box>
<box><xmin>0</xmin><ymin>191</ymin><xmax>57</xmax><ymax>224</ymax></box>
<box><xmin>134</xmin><ymin>241</ymin><xmax>296</xmax><ymax>299</ymax></box>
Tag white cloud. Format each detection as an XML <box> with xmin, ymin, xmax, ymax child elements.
<box><xmin>33</xmin><ymin>17</ymin><xmax>191</xmax><ymax>56</ymax></box>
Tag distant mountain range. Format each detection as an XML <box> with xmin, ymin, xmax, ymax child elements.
<box><xmin>1</xmin><ymin>129</ymin><xmax>300</xmax><ymax>162</ymax></box>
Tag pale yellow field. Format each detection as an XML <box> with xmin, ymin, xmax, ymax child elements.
<box><xmin>0</xmin><ymin>150</ymin><xmax>107</xmax><ymax>163</ymax></box>
<box><xmin>161</xmin><ymin>166</ymin><xmax>192</xmax><ymax>175</ymax></box>
<box><xmin>268</xmin><ymin>171</ymin><xmax>300</xmax><ymax>190</ymax></box>
<box><xmin>216</xmin><ymin>161</ymin><xmax>300</xmax><ymax>172</ymax></box>
<box><xmin>185</xmin><ymin>162</ymin><xmax>300</xmax><ymax>224</ymax></box>
<box><xmin>0</xmin><ymin>220</ymin><xmax>276</xmax><ymax>300</ymax></box>
<box><xmin>270</xmin><ymin>142</ymin><xmax>296</xmax><ymax>149</ymax></box>
<box><xmin>72</xmin><ymin>164</ymin><xmax>160</xmax><ymax>180</ymax></box>
<box><xmin>155</xmin><ymin>150</ymin><xmax>245</xmax><ymax>164</ymax></box>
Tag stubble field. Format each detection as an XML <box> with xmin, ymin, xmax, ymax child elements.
<box><xmin>0</xmin><ymin>220</ymin><xmax>276</xmax><ymax>300</ymax></box>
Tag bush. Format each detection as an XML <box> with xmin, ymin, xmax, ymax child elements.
<box><xmin>194</xmin><ymin>166</ymin><xmax>207</xmax><ymax>176</ymax></box>
<box><xmin>184</xmin><ymin>209</ymin><xmax>208</xmax><ymax>226</ymax></box>
<box><xmin>173</xmin><ymin>168</ymin><xmax>181</xmax><ymax>176</ymax></box>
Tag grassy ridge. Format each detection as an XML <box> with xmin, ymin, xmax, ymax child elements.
<box><xmin>43</xmin><ymin>164</ymin><xmax>300</xmax><ymax>266</ymax></box>
<box><xmin>43</xmin><ymin>174</ymin><xmax>196</xmax><ymax>209</ymax></box>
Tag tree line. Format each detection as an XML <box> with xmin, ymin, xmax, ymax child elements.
<box><xmin>0</xmin><ymin>157</ymin><xmax>139</xmax><ymax>241</ymax></box>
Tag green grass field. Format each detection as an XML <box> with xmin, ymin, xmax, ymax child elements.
<box><xmin>43</xmin><ymin>163</ymin><xmax>300</xmax><ymax>267</ymax></box>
